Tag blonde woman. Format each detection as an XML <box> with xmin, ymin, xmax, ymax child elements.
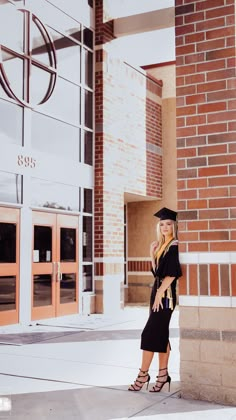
<box><xmin>128</xmin><ymin>207</ymin><xmax>182</xmax><ymax>392</ymax></box>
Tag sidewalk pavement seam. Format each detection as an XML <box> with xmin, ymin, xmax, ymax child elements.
<box><xmin>0</xmin><ymin>371</ymin><xmax>181</xmax><ymax>397</ymax></box>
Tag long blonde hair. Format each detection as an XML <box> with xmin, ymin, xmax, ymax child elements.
<box><xmin>156</xmin><ymin>220</ymin><xmax>178</xmax><ymax>255</ymax></box>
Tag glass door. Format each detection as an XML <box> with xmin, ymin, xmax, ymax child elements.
<box><xmin>56</xmin><ymin>214</ymin><xmax>78</xmax><ymax>316</ymax></box>
<box><xmin>32</xmin><ymin>211</ymin><xmax>79</xmax><ymax>320</ymax></box>
<box><xmin>32</xmin><ymin>212</ymin><xmax>56</xmax><ymax>320</ymax></box>
<box><xmin>0</xmin><ymin>208</ymin><xmax>19</xmax><ymax>326</ymax></box>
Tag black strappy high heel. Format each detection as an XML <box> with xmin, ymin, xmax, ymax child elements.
<box><xmin>149</xmin><ymin>367</ymin><xmax>171</xmax><ymax>393</ymax></box>
<box><xmin>128</xmin><ymin>369</ymin><xmax>151</xmax><ymax>391</ymax></box>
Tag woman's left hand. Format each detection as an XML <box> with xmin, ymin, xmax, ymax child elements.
<box><xmin>152</xmin><ymin>291</ymin><xmax>163</xmax><ymax>312</ymax></box>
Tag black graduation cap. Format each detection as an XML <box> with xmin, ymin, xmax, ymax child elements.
<box><xmin>154</xmin><ymin>207</ymin><xmax>177</xmax><ymax>221</ymax></box>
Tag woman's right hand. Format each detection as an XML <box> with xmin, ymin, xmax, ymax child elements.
<box><xmin>150</xmin><ymin>241</ymin><xmax>158</xmax><ymax>258</ymax></box>
<box><xmin>152</xmin><ymin>290</ymin><xmax>163</xmax><ymax>312</ymax></box>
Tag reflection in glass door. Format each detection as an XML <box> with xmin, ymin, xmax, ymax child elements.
<box><xmin>32</xmin><ymin>212</ymin><xmax>79</xmax><ymax>320</ymax></box>
<box><xmin>57</xmin><ymin>214</ymin><xmax>78</xmax><ymax>316</ymax></box>
<box><xmin>0</xmin><ymin>208</ymin><xmax>19</xmax><ymax>326</ymax></box>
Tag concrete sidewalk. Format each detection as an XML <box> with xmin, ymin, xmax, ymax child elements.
<box><xmin>0</xmin><ymin>307</ymin><xmax>235</xmax><ymax>419</ymax></box>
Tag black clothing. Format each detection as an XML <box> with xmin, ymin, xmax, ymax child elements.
<box><xmin>141</xmin><ymin>241</ymin><xmax>182</xmax><ymax>353</ymax></box>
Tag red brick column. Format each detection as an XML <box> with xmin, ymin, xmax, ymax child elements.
<box><xmin>94</xmin><ymin>0</ymin><xmax>115</xmax><ymax>262</ymax></box>
<box><xmin>175</xmin><ymin>0</ymin><xmax>236</xmax><ymax>404</ymax></box>
<box><xmin>94</xmin><ymin>0</ymin><xmax>116</xmax><ymax>313</ymax></box>
<box><xmin>176</xmin><ymin>0</ymin><xmax>236</xmax><ymax>290</ymax></box>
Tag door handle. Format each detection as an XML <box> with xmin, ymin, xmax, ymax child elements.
<box><xmin>56</xmin><ymin>262</ymin><xmax>62</xmax><ymax>282</ymax></box>
<box><xmin>52</xmin><ymin>262</ymin><xmax>57</xmax><ymax>282</ymax></box>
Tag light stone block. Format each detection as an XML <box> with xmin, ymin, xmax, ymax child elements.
<box><xmin>180</xmin><ymin>339</ymin><xmax>200</xmax><ymax>361</ymax></box>
<box><xmin>195</xmin><ymin>362</ymin><xmax>222</xmax><ymax>386</ymax></box>
<box><xmin>180</xmin><ymin>360</ymin><xmax>199</xmax><ymax>383</ymax></box>
<box><xmin>180</xmin><ymin>384</ymin><xmax>200</xmax><ymax>401</ymax></box>
<box><xmin>199</xmin><ymin>307</ymin><xmax>236</xmax><ymax>330</ymax></box>
<box><xmin>200</xmin><ymin>341</ymin><xmax>234</xmax><ymax>365</ymax></box>
<box><xmin>221</xmin><ymin>387</ymin><xmax>236</xmax><ymax>406</ymax></box>
<box><xmin>199</xmin><ymin>385</ymin><xmax>224</xmax><ymax>404</ymax></box>
<box><xmin>179</xmin><ymin>306</ymin><xmax>199</xmax><ymax>328</ymax></box>
<box><xmin>181</xmin><ymin>383</ymin><xmax>236</xmax><ymax>406</ymax></box>
<box><xmin>199</xmin><ymin>384</ymin><xmax>236</xmax><ymax>406</ymax></box>
<box><xmin>199</xmin><ymin>296</ymin><xmax>231</xmax><ymax>307</ymax></box>
<box><xmin>180</xmin><ymin>361</ymin><xmax>221</xmax><ymax>386</ymax></box>
<box><xmin>222</xmin><ymin>331</ymin><xmax>236</xmax><ymax>342</ymax></box>
<box><xmin>222</xmin><ymin>365</ymin><xmax>236</xmax><ymax>388</ymax></box>
<box><xmin>103</xmin><ymin>274</ymin><xmax>122</xmax><ymax>315</ymax></box>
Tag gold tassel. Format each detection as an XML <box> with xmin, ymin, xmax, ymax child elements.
<box><xmin>167</xmin><ymin>286</ymin><xmax>174</xmax><ymax>310</ymax></box>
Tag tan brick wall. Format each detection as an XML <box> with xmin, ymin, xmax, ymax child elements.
<box><xmin>125</xmin><ymin>64</ymin><xmax>178</xmax><ymax>305</ymax></box>
<box><xmin>94</xmin><ymin>0</ymin><xmax>163</xmax><ymax>312</ymax></box>
<box><xmin>127</xmin><ymin>275</ymin><xmax>152</xmax><ymax>303</ymax></box>
<box><xmin>180</xmin><ymin>306</ymin><xmax>236</xmax><ymax>405</ymax></box>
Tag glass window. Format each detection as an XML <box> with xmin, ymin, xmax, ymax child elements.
<box><xmin>1</xmin><ymin>51</ymin><xmax>24</xmax><ymax>102</ymax></box>
<box><xmin>0</xmin><ymin>100</ymin><xmax>23</xmax><ymax>146</ymax></box>
<box><xmin>31</xmin><ymin>18</ymin><xmax>52</xmax><ymax>66</ymax></box>
<box><xmin>0</xmin><ymin>276</ymin><xmax>16</xmax><ymax>311</ymax></box>
<box><xmin>83</xmin><ymin>189</ymin><xmax>93</xmax><ymax>214</ymax></box>
<box><xmin>30</xmin><ymin>64</ymin><xmax>54</xmax><ymax>106</ymax></box>
<box><xmin>27</xmin><ymin>0</ymin><xmax>82</xmax><ymax>41</ymax></box>
<box><xmin>60</xmin><ymin>273</ymin><xmax>76</xmax><ymax>304</ymax></box>
<box><xmin>60</xmin><ymin>228</ymin><xmax>76</xmax><ymax>262</ymax></box>
<box><xmin>0</xmin><ymin>171</ymin><xmax>22</xmax><ymax>204</ymax></box>
<box><xmin>0</xmin><ymin>223</ymin><xmax>16</xmax><ymax>263</ymax></box>
<box><xmin>50</xmin><ymin>30</ymin><xmax>81</xmax><ymax>84</ymax></box>
<box><xmin>0</xmin><ymin>3</ymin><xmax>23</xmax><ymax>53</ymax></box>
<box><xmin>85</xmin><ymin>50</ymin><xmax>93</xmax><ymax>88</ymax></box>
<box><xmin>84</xmin><ymin>90</ymin><xmax>93</xmax><ymax>129</ymax></box>
<box><xmin>34</xmin><ymin>76</ymin><xmax>80</xmax><ymax>125</ymax></box>
<box><xmin>33</xmin><ymin>274</ymin><xmax>52</xmax><ymax>307</ymax></box>
<box><xmin>84</xmin><ymin>130</ymin><xmax>93</xmax><ymax>165</ymax></box>
<box><xmin>83</xmin><ymin>265</ymin><xmax>92</xmax><ymax>292</ymax></box>
<box><xmin>31</xmin><ymin>178</ymin><xmax>80</xmax><ymax>212</ymax></box>
<box><xmin>45</xmin><ymin>0</ymin><xmax>87</xmax><ymax>29</ymax></box>
<box><xmin>31</xmin><ymin>112</ymin><xmax>80</xmax><ymax>161</ymax></box>
<box><xmin>83</xmin><ymin>28</ymin><xmax>93</xmax><ymax>49</ymax></box>
<box><xmin>34</xmin><ymin>226</ymin><xmax>52</xmax><ymax>263</ymax></box>
<box><xmin>83</xmin><ymin>216</ymin><xmax>92</xmax><ymax>262</ymax></box>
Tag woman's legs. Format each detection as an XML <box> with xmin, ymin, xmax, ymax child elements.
<box><xmin>158</xmin><ymin>341</ymin><xmax>170</xmax><ymax>370</ymax></box>
<box><xmin>141</xmin><ymin>349</ymin><xmax>154</xmax><ymax>371</ymax></box>
<box><xmin>128</xmin><ymin>350</ymin><xmax>153</xmax><ymax>391</ymax></box>
<box><xmin>149</xmin><ymin>342</ymin><xmax>171</xmax><ymax>392</ymax></box>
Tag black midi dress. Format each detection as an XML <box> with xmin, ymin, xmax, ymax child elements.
<box><xmin>141</xmin><ymin>240</ymin><xmax>182</xmax><ymax>353</ymax></box>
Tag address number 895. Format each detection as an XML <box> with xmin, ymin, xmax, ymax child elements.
<box><xmin>17</xmin><ymin>155</ymin><xmax>36</xmax><ymax>168</ymax></box>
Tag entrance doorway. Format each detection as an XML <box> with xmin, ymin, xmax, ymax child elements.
<box><xmin>32</xmin><ymin>211</ymin><xmax>79</xmax><ymax>320</ymax></box>
<box><xmin>0</xmin><ymin>208</ymin><xmax>20</xmax><ymax>326</ymax></box>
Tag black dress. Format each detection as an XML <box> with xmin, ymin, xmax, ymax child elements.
<box><xmin>141</xmin><ymin>240</ymin><xmax>182</xmax><ymax>353</ymax></box>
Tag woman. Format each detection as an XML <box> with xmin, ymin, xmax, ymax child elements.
<box><xmin>128</xmin><ymin>207</ymin><xmax>182</xmax><ymax>392</ymax></box>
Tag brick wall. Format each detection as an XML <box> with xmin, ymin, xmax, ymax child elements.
<box><xmin>94</xmin><ymin>0</ymin><xmax>163</xmax><ymax>313</ymax></box>
<box><xmin>176</xmin><ymin>0</ymin><xmax>236</xmax><ymax>254</ymax></box>
<box><xmin>175</xmin><ymin>0</ymin><xmax>236</xmax><ymax>405</ymax></box>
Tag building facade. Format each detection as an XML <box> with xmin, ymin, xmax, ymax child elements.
<box><xmin>0</xmin><ymin>0</ymin><xmax>96</xmax><ymax>325</ymax></box>
<box><xmin>0</xmin><ymin>0</ymin><xmax>165</xmax><ymax>325</ymax></box>
<box><xmin>1</xmin><ymin>0</ymin><xmax>235</xmax><ymax>407</ymax></box>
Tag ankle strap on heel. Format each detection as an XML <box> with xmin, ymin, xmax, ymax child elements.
<box><xmin>139</xmin><ymin>368</ymin><xmax>149</xmax><ymax>374</ymax></box>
